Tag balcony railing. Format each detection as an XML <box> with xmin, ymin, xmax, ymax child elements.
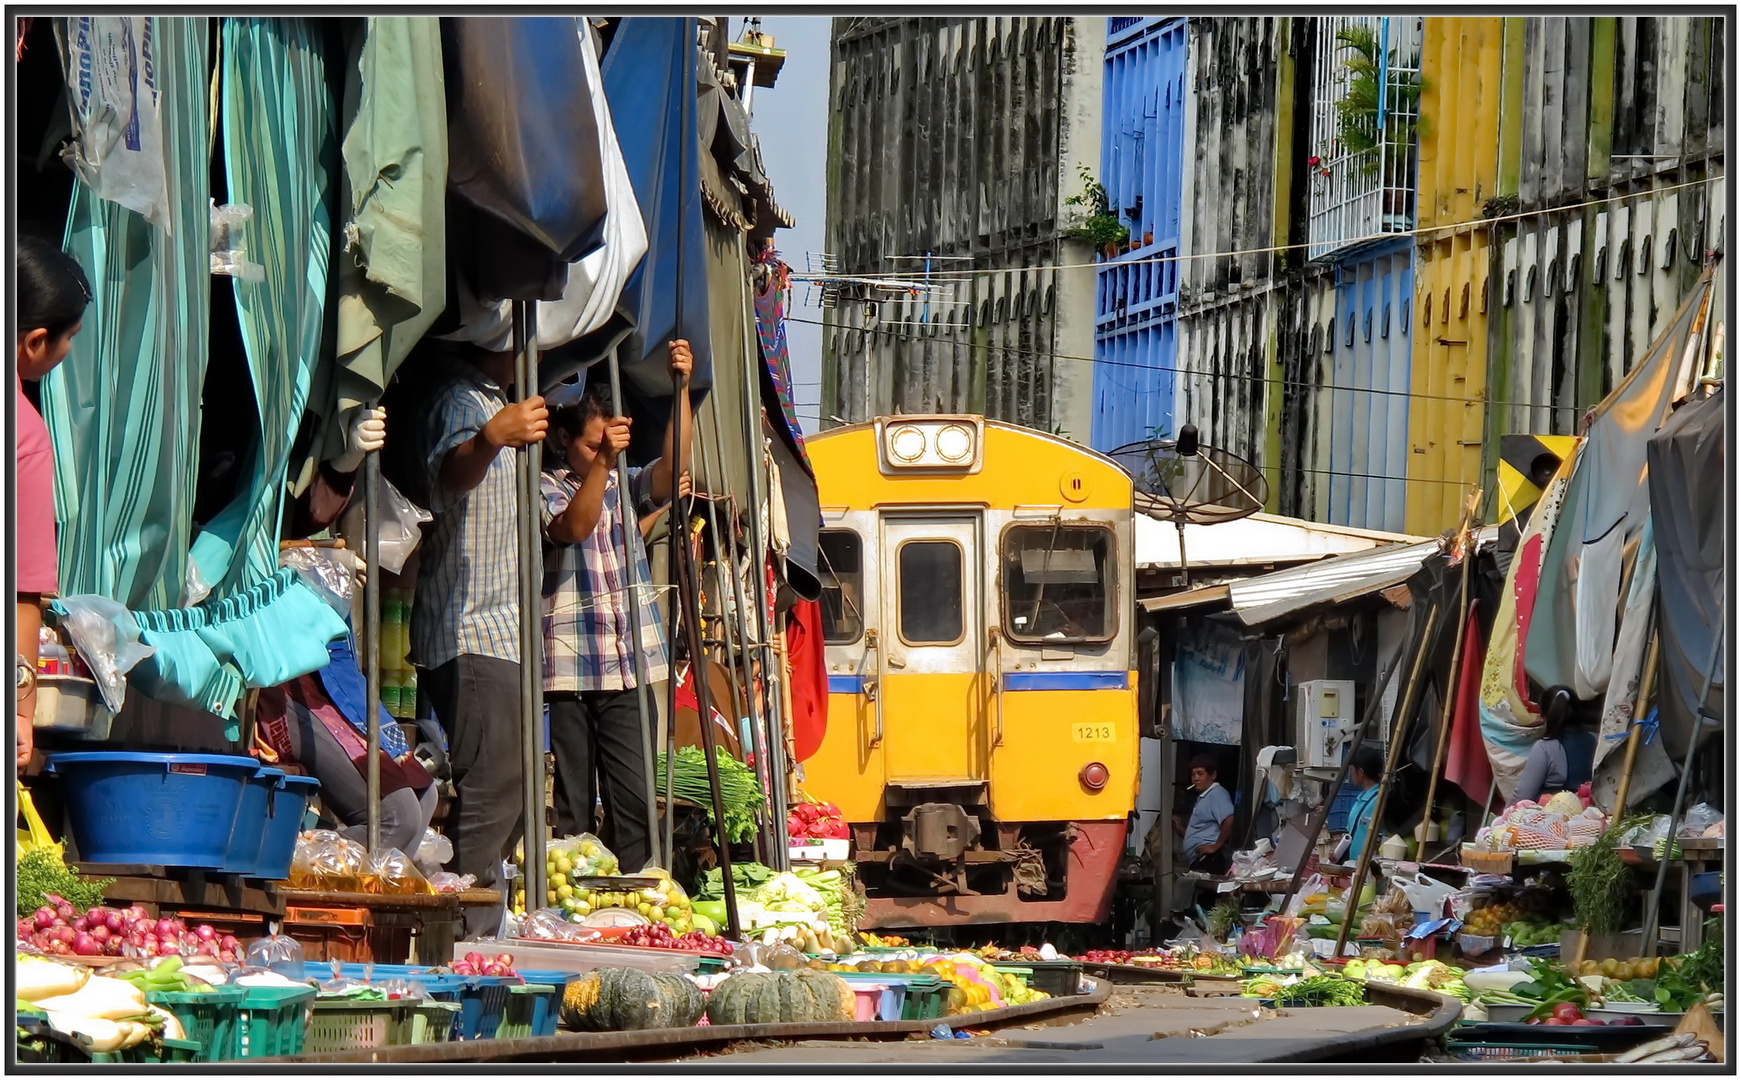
<box><xmin>1307</xmin><ymin>16</ymin><xmax>1422</xmax><ymax>261</ymax></box>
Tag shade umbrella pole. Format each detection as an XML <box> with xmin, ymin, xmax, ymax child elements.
<box><xmin>1609</xmin><ymin>631</ymin><xmax>1660</xmax><ymax>816</ymax></box>
<box><xmin>362</xmin><ymin>404</ymin><xmax>383</xmax><ymax>854</ymax></box>
<box><xmin>605</xmin><ymin>344</ymin><xmax>662</xmax><ymax>872</ymax></box>
<box><xmin>515</xmin><ymin>302</ymin><xmax>546</xmax><ymax>915</ymax></box>
<box><xmin>1415</xmin><ymin>495</ymin><xmax>1479</xmax><ymax>849</ymax></box>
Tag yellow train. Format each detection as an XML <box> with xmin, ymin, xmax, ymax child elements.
<box><xmin>804</xmin><ymin>416</ymin><xmax>1140</xmax><ymax>929</ymax></box>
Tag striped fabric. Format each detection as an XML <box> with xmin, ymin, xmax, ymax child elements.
<box><xmin>539</xmin><ymin>464</ymin><xmax>670</xmax><ymax>692</ymax></box>
<box><xmin>409</xmin><ymin>359</ymin><xmax>523</xmax><ymax>669</ymax></box>
<box><xmin>42</xmin><ymin>16</ymin><xmax>210</xmax><ymax>613</ymax></box>
<box><xmin>189</xmin><ymin>17</ymin><xmax>335</xmax><ymax>598</ymax></box>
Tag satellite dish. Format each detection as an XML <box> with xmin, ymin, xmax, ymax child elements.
<box><xmin>1108</xmin><ymin>424</ymin><xmax>1268</xmax><ymax>585</ymax></box>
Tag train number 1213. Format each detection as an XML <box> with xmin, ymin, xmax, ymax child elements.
<box><xmin>1071</xmin><ymin>723</ymin><xmax>1114</xmax><ymax>742</ymax></box>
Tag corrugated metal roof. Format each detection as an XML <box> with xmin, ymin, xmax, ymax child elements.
<box><xmin>1139</xmin><ymin>582</ymin><xmax>1231</xmax><ymax>613</ymax></box>
<box><xmin>1228</xmin><ymin>538</ymin><xmax>1443</xmax><ymax>627</ymax></box>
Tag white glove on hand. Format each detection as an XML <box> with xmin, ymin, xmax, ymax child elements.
<box><xmin>331</xmin><ymin>405</ymin><xmax>387</xmax><ymax>474</ymax></box>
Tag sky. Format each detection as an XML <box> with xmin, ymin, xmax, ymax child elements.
<box><xmin>735</xmin><ymin>16</ymin><xmax>831</xmax><ymax>432</ymax></box>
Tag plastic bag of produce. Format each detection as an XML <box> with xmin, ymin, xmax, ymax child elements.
<box><xmin>363</xmin><ymin>848</ymin><xmax>435</xmax><ymax>896</ymax></box>
<box><xmin>1679</xmin><ymin>804</ymin><xmax>1723</xmax><ymax>838</ymax></box>
<box><xmin>428</xmin><ymin>872</ymin><xmax>476</xmax><ymax>894</ymax></box>
<box><xmin>544</xmin><ymin>833</ymin><xmax>620</xmax><ymax>878</ymax></box>
<box><xmin>289</xmin><ymin>831</ymin><xmax>367</xmax><ymax>892</ymax></box>
<box><xmin>244</xmin><ymin>934</ymin><xmax>305</xmax><ymax>982</ymax></box>
<box><xmin>412</xmin><ymin>828</ymin><xmax>454</xmax><ymax>878</ymax></box>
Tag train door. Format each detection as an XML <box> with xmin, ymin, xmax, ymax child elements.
<box><xmin>877</xmin><ymin>514</ymin><xmax>986</xmax><ymax>784</ymax></box>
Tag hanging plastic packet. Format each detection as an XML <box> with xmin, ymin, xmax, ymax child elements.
<box><xmin>243</xmin><ymin>932</ymin><xmax>306</xmax><ymax>983</ymax></box>
<box><xmin>210</xmin><ymin>201</ymin><xmax>265</xmax><ymax>282</ymax></box>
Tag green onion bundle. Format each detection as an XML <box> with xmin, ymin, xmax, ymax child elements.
<box><xmin>656</xmin><ymin>746</ymin><xmax>764</xmax><ymax>843</ymax></box>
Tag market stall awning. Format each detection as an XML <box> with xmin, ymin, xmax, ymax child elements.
<box><xmin>1227</xmin><ymin>539</ymin><xmax>1443</xmax><ymax>627</ymax></box>
<box><xmin>1134</xmin><ymin>506</ymin><xmax>1421</xmax><ymax>570</ymax></box>
<box><xmin>1139</xmin><ymin>582</ymin><xmax>1231</xmax><ymax>614</ymax></box>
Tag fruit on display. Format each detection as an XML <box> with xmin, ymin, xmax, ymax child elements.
<box><xmin>562</xmin><ymin>967</ymin><xmax>706</xmax><ymax>1032</ymax></box>
<box><xmin>618</xmin><ymin>922</ymin><xmax>734</xmax><ymax>954</ymax></box>
<box><xmin>787</xmin><ymin>799</ymin><xmax>851</xmax><ymax>841</ymax></box>
<box><xmin>451</xmin><ymin>952</ymin><xmax>517</xmax><ymax>977</ymax></box>
<box><xmin>704</xmin><ymin>969</ymin><xmax>855</xmax><ymax>1025</ymax></box>
<box><xmin>16</xmin><ymin>903</ymin><xmax>242</xmax><ymax>963</ymax></box>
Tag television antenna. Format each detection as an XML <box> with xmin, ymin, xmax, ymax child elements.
<box><xmin>1107</xmin><ymin>424</ymin><xmax>1268</xmax><ymax>586</ymax></box>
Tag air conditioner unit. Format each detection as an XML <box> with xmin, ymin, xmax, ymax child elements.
<box><xmin>1294</xmin><ymin>680</ymin><xmax>1357</xmax><ymax>769</ymax></box>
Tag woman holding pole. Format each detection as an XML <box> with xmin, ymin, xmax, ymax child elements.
<box><xmin>539</xmin><ymin>342</ymin><xmax>692</xmax><ymax>873</ymax></box>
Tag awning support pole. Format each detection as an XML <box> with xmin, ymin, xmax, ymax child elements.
<box><xmin>515</xmin><ymin>301</ymin><xmax>547</xmax><ymax>915</ymax></box>
<box><xmin>1641</xmin><ymin>621</ymin><xmax>1724</xmax><ymax>954</ymax></box>
<box><xmin>605</xmin><ymin>343</ymin><xmax>662</xmax><ymax>873</ymax></box>
<box><xmin>1332</xmin><ymin>592</ymin><xmax>1445</xmax><ymax>960</ymax></box>
<box><xmin>1415</xmin><ymin>493</ymin><xmax>1479</xmax><ymax>851</ymax></box>
<box><xmin>363</xmin><ymin>404</ymin><xmax>383</xmax><ymax>854</ymax></box>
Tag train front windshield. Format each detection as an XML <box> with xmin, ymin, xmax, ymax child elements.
<box><xmin>1001</xmin><ymin>525</ymin><xmax>1115</xmax><ymax>643</ymax></box>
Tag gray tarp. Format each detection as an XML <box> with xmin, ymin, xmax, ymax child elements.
<box><xmin>1646</xmin><ymin>387</ymin><xmax>1725</xmax><ymax>757</ymax></box>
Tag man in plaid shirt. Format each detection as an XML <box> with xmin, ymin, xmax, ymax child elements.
<box><xmin>541</xmin><ymin>341</ymin><xmax>693</xmax><ymax>874</ymax></box>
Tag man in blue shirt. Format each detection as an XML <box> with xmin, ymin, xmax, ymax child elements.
<box><xmin>1176</xmin><ymin>755</ymin><xmax>1236</xmax><ymax>875</ymax></box>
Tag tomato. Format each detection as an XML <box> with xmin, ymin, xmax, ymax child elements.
<box><xmin>1552</xmin><ymin>1002</ymin><xmax>1584</xmax><ymax>1021</ymax></box>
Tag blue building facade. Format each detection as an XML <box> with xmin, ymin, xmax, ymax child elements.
<box><xmin>1320</xmin><ymin>239</ymin><xmax>1415</xmax><ymax>533</ymax></box>
<box><xmin>1090</xmin><ymin>18</ymin><xmax>1187</xmax><ymax>452</ymax></box>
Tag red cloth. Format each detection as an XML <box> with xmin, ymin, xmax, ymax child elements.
<box><xmin>16</xmin><ymin>377</ymin><xmax>57</xmax><ymax>594</ymax></box>
<box><xmin>1444</xmin><ymin>602</ymin><xmax>1494</xmax><ymax>803</ymax></box>
<box><xmin>786</xmin><ymin>600</ymin><xmax>828</xmax><ymax>762</ymax></box>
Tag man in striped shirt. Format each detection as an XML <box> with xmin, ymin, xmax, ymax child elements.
<box><xmin>412</xmin><ymin>346</ymin><xmax>547</xmax><ymax>931</ymax></box>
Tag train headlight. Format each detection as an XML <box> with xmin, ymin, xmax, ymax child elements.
<box><xmin>1080</xmin><ymin>762</ymin><xmax>1109</xmax><ymax>793</ymax></box>
<box><xmin>876</xmin><ymin>416</ymin><xmax>983</xmax><ymax>472</ymax></box>
<box><xmin>935</xmin><ymin>423</ymin><xmax>973</xmax><ymax>463</ymax></box>
<box><xmin>889</xmin><ymin>425</ymin><xmax>927</xmax><ymax>463</ymax></box>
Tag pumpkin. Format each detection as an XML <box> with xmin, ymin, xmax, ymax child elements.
<box><xmin>562</xmin><ymin>967</ymin><xmax>704</xmax><ymax>1031</ymax></box>
<box><xmin>704</xmin><ymin>970</ymin><xmax>854</xmax><ymax>1026</ymax></box>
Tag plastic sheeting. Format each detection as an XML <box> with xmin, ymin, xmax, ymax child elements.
<box><xmin>444</xmin><ymin>19</ymin><xmax>647</xmax><ymax>382</ymax></box>
<box><xmin>600</xmin><ymin>16</ymin><xmax>713</xmax><ymax>400</ymax></box>
<box><xmin>442</xmin><ymin>16</ymin><xmax>608</xmax><ymax>302</ymax></box>
<box><xmin>1524</xmin><ymin>271</ymin><xmax>1714</xmax><ymax>699</ymax></box>
<box><xmin>1646</xmin><ymin>388</ymin><xmax>1725</xmax><ymax>757</ymax></box>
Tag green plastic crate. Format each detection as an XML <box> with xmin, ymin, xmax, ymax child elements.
<box><xmin>235</xmin><ymin>984</ymin><xmax>316</xmax><ymax>1058</ymax></box>
<box><xmin>88</xmin><ymin>1037</ymin><xmax>204</xmax><ymax>1064</ymax></box>
<box><xmin>148</xmin><ymin>984</ymin><xmax>246</xmax><ymax>1061</ymax></box>
<box><xmin>900</xmin><ymin>977</ymin><xmax>950</xmax><ymax>1021</ymax></box>
<box><xmin>306</xmin><ymin>999</ymin><xmax>416</xmax><ymax>1054</ymax></box>
<box><xmin>406</xmin><ymin>1001</ymin><xmax>462</xmax><ymax>1045</ymax></box>
<box><xmin>493</xmin><ymin>984</ymin><xmax>558</xmax><ymax>1040</ymax></box>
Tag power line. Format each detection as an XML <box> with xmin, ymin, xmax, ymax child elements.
<box><xmin>783</xmin><ymin>313</ymin><xmax>1571</xmax><ymax>413</ymax></box>
<box><xmin>799</xmin><ymin>173</ymin><xmax>1724</xmax><ymax>284</ymax></box>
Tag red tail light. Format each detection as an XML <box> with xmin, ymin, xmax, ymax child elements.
<box><xmin>1080</xmin><ymin>762</ymin><xmax>1109</xmax><ymax>792</ymax></box>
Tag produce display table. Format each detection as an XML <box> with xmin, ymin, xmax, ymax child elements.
<box><xmin>1622</xmin><ymin>838</ymin><xmax>1723</xmax><ymax>953</ymax></box>
<box><xmin>80</xmin><ymin>863</ymin><xmax>285</xmax><ymax>918</ymax></box>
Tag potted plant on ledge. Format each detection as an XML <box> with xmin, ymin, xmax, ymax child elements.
<box><xmin>1065</xmin><ymin>165</ymin><xmax>1129</xmax><ymax>259</ymax></box>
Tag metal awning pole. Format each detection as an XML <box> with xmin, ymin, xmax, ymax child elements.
<box><xmin>515</xmin><ymin>302</ymin><xmax>547</xmax><ymax>913</ymax></box>
<box><xmin>736</xmin><ymin>244</ymin><xmax>790</xmax><ymax>871</ymax></box>
<box><xmin>362</xmin><ymin>406</ymin><xmax>383</xmax><ymax>853</ymax></box>
<box><xmin>697</xmin><ymin>411</ymin><xmax>765</xmax><ymax>866</ymax></box>
<box><xmin>605</xmin><ymin>344</ymin><xmax>662</xmax><ymax>872</ymax></box>
<box><xmin>709</xmin><ymin>397</ymin><xmax>773</xmax><ymax>858</ymax></box>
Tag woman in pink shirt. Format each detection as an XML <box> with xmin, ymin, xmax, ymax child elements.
<box><xmin>15</xmin><ymin>236</ymin><xmax>90</xmax><ymax>773</ymax></box>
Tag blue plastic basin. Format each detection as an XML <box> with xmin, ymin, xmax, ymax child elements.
<box><xmin>46</xmin><ymin>752</ymin><xmax>262</xmax><ymax>868</ymax></box>
<box><xmin>223</xmin><ymin>766</ymin><xmax>284</xmax><ymax>876</ymax></box>
<box><xmin>251</xmin><ymin>774</ymin><xmax>320</xmax><ymax>881</ymax></box>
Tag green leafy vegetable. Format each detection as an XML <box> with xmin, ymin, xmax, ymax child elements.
<box><xmin>16</xmin><ymin>846</ymin><xmax>112</xmax><ymax>916</ymax></box>
<box><xmin>1270</xmin><ymin>976</ymin><xmax>1367</xmax><ymax>1008</ymax></box>
<box><xmin>655</xmin><ymin>746</ymin><xmax>765</xmax><ymax>843</ymax></box>
<box><xmin>1567</xmin><ymin>812</ymin><xmax>1649</xmax><ymax>936</ymax></box>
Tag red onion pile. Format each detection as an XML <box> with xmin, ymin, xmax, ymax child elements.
<box><xmin>15</xmin><ymin>900</ymin><xmax>242</xmax><ymax>962</ymax></box>
<box><xmin>620</xmin><ymin>922</ymin><xmax>733</xmax><ymax>953</ymax></box>
<box><xmin>451</xmin><ymin>951</ymin><xmax>517</xmax><ymax>977</ymax></box>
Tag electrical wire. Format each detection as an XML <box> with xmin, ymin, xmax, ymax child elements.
<box><xmin>794</xmin><ymin>173</ymin><xmax>1724</xmax><ymax>284</ymax></box>
<box><xmin>784</xmin><ymin>312</ymin><xmax>1576</xmax><ymax>413</ymax></box>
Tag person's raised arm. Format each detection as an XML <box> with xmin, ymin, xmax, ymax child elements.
<box><xmin>548</xmin><ymin>418</ymin><xmax>631</xmax><ymax>546</ymax></box>
<box><xmin>649</xmin><ymin>341</ymin><xmax>693</xmax><ymax>503</ymax></box>
<box><xmin>440</xmin><ymin>396</ymin><xmax>547</xmax><ymax>495</ymax></box>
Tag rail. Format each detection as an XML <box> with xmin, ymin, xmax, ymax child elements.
<box><xmin>272</xmin><ymin>974</ymin><xmax>1113</xmax><ymax>1064</ymax></box>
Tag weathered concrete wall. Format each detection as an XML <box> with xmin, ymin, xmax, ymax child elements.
<box><xmin>821</xmin><ymin>17</ymin><xmax>1102</xmax><ymax>441</ymax></box>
